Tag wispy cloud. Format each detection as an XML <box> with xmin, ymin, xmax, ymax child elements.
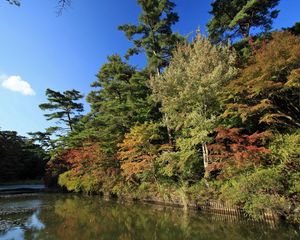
<box><xmin>1</xmin><ymin>75</ymin><xmax>35</xmax><ymax>96</ymax></box>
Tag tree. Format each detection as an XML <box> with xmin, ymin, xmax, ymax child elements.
<box><xmin>5</xmin><ymin>0</ymin><xmax>71</xmax><ymax>14</ymax></box>
<box><xmin>57</xmin><ymin>144</ymin><xmax>118</xmax><ymax>194</ymax></box>
<box><xmin>6</xmin><ymin>0</ymin><xmax>20</xmax><ymax>6</ymax></box>
<box><xmin>117</xmin><ymin>122</ymin><xmax>170</xmax><ymax>184</ymax></box>
<box><xmin>39</xmin><ymin>88</ymin><xmax>84</xmax><ymax>133</ymax></box>
<box><xmin>286</xmin><ymin>22</ymin><xmax>300</xmax><ymax>35</ymax></box>
<box><xmin>207</xmin><ymin>0</ymin><xmax>280</xmax><ymax>43</ymax></box>
<box><xmin>86</xmin><ymin>55</ymin><xmax>157</xmax><ymax>154</ymax></box>
<box><xmin>56</xmin><ymin>0</ymin><xmax>71</xmax><ymax>15</ymax></box>
<box><xmin>208</xmin><ymin>127</ymin><xmax>272</xmax><ymax>179</ymax></box>
<box><xmin>118</xmin><ymin>0</ymin><xmax>183</xmax><ymax>75</ymax></box>
<box><xmin>222</xmin><ymin>31</ymin><xmax>300</xmax><ymax>131</ymax></box>
<box><xmin>0</xmin><ymin>130</ymin><xmax>47</xmax><ymax>181</ymax></box>
<box><xmin>151</xmin><ymin>37</ymin><xmax>237</xmax><ymax>175</ymax></box>
<box><xmin>28</xmin><ymin>128</ymin><xmax>56</xmax><ymax>151</ymax></box>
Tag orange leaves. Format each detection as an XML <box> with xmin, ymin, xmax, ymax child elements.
<box><xmin>117</xmin><ymin>122</ymin><xmax>169</xmax><ymax>182</ymax></box>
<box><xmin>61</xmin><ymin>144</ymin><xmax>102</xmax><ymax>166</ymax></box>
<box><xmin>58</xmin><ymin>144</ymin><xmax>105</xmax><ymax>176</ymax></box>
<box><xmin>47</xmin><ymin>143</ymin><xmax>116</xmax><ymax>184</ymax></box>
<box><xmin>224</xmin><ymin>31</ymin><xmax>300</xmax><ymax>129</ymax></box>
<box><xmin>208</xmin><ymin>127</ymin><xmax>272</xmax><ymax>176</ymax></box>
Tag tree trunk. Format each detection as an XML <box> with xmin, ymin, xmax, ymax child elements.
<box><xmin>67</xmin><ymin>112</ymin><xmax>73</xmax><ymax>132</ymax></box>
<box><xmin>167</xmin><ymin>127</ymin><xmax>173</xmax><ymax>146</ymax></box>
<box><xmin>202</xmin><ymin>142</ymin><xmax>209</xmax><ymax>170</ymax></box>
<box><xmin>156</xmin><ymin>67</ymin><xmax>160</xmax><ymax>76</ymax></box>
<box><xmin>163</xmin><ymin>115</ymin><xmax>173</xmax><ymax>146</ymax></box>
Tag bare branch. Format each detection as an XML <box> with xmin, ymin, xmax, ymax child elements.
<box><xmin>6</xmin><ymin>0</ymin><xmax>20</xmax><ymax>6</ymax></box>
<box><xmin>56</xmin><ymin>0</ymin><xmax>71</xmax><ymax>16</ymax></box>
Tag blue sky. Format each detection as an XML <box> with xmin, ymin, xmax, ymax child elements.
<box><xmin>0</xmin><ymin>0</ymin><xmax>299</xmax><ymax>136</ymax></box>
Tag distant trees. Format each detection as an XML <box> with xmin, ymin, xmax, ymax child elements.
<box><xmin>207</xmin><ymin>0</ymin><xmax>280</xmax><ymax>43</ymax></box>
<box><xmin>28</xmin><ymin>129</ymin><xmax>56</xmax><ymax>151</ymax></box>
<box><xmin>286</xmin><ymin>22</ymin><xmax>300</xmax><ymax>35</ymax></box>
<box><xmin>0</xmin><ymin>130</ymin><xmax>47</xmax><ymax>181</ymax></box>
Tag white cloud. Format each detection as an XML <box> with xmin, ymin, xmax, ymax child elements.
<box><xmin>1</xmin><ymin>75</ymin><xmax>35</xmax><ymax>96</ymax></box>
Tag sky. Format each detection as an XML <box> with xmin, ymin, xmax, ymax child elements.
<box><xmin>0</xmin><ymin>0</ymin><xmax>299</xmax><ymax>136</ymax></box>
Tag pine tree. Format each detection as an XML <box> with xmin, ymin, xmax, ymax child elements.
<box><xmin>39</xmin><ymin>88</ymin><xmax>84</xmax><ymax>133</ymax></box>
<box><xmin>86</xmin><ymin>55</ymin><xmax>157</xmax><ymax>154</ymax></box>
<box><xmin>118</xmin><ymin>0</ymin><xmax>183</xmax><ymax>75</ymax></box>
<box><xmin>207</xmin><ymin>0</ymin><xmax>280</xmax><ymax>43</ymax></box>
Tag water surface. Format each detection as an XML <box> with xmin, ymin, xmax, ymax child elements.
<box><xmin>0</xmin><ymin>193</ymin><xmax>299</xmax><ymax>240</ymax></box>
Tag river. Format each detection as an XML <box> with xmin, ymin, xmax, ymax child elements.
<box><xmin>0</xmin><ymin>193</ymin><xmax>299</xmax><ymax>240</ymax></box>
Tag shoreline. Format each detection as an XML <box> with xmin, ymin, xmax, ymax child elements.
<box><xmin>0</xmin><ymin>184</ymin><xmax>287</xmax><ymax>226</ymax></box>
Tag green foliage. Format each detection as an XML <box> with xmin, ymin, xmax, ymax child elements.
<box><xmin>86</xmin><ymin>55</ymin><xmax>157</xmax><ymax>154</ymax></box>
<box><xmin>220</xmin><ymin>165</ymin><xmax>299</xmax><ymax>222</ymax></box>
<box><xmin>269</xmin><ymin>130</ymin><xmax>300</xmax><ymax>164</ymax></box>
<box><xmin>0</xmin><ymin>130</ymin><xmax>48</xmax><ymax>182</ymax></box>
<box><xmin>187</xmin><ymin>179</ymin><xmax>222</xmax><ymax>205</ymax></box>
<box><xmin>32</xmin><ymin>1</ymin><xmax>299</xmax><ymax>223</ymax></box>
<box><xmin>39</xmin><ymin>88</ymin><xmax>84</xmax><ymax>132</ymax></box>
<box><xmin>151</xmin><ymin>37</ymin><xmax>237</xmax><ymax>178</ymax></box>
<box><xmin>207</xmin><ymin>0</ymin><xmax>280</xmax><ymax>43</ymax></box>
<box><xmin>28</xmin><ymin>128</ymin><xmax>57</xmax><ymax>151</ymax></box>
<box><xmin>151</xmin><ymin>38</ymin><xmax>237</xmax><ymax>131</ymax></box>
<box><xmin>58</xmin><ymin>170</ymin><xmax>100</xmax><ymax>194</ymax></box>
<box><xmin>118</xmin><ymin>0</ymin><xmax>184</xmax><ymax>74</ymax></box>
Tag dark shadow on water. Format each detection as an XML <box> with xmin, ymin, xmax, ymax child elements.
<box><xmin>0</xmin><ymin>193</ymin><xmax>299</xmax><ymax>240</ymax></box>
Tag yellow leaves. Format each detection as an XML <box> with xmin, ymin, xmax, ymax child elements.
<box><xmin>259</xmin><ymin>113</ymin><xmax>293</xmax><ymax>125</ymax></box>
<box><xmin>117</xmin><ymin>122</ymin><xmax>167</xmax><ymax>182</ymax></box>
<box><xmin>120</xmin><ymin>159</ymin><xmax>152</xmax><ymax>181</ymax></box>
<box><xmin>286</xmin><ymin>68</ymin><xmax>300</xmax><ymax>87</ymax></box>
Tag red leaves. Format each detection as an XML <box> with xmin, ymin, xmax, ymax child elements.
<box><xmin>46</xmin><ymin>143</ymin><xmax>118</xmax><ymax>184</ymax></box>
<box><xmin>208</xmin><ymin>127</ymin><xmax>272</xmax><ymax>175</ymax></box>
<box><xmin>61</xmin><ymin>145</ymin><xmax>100</xmax><ymax>167</ymax></box>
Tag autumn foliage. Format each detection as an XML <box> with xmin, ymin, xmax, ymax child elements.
<box><xmin>47</xmin><ymin>144</ymin><xmax>119</xmax><ymax>192</ymax></box>
<box><xmin>207</xmin><ymin>127</ymin><xmax>272</xmax><ymax>177</ymax></box>
<box><xmin>42</xmin><ymin>29</ymin><xmax>300</xmax><ymax>223</ymax></box>
<box><xmin>223</xmin><ymin>31</ymin><xmax>300</xmax><ymax>131</ymax></box>
<box><xmin>117</xmin><ymin>122</ymin><xmax>170</xmax><ymax>183</ymax></box>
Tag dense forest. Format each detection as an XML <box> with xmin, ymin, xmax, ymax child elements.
<box><xmin>1</xmin><ymin>0</ymin><xmax>299</xmax><ymax>223</ymax></box>
<box><xmin>0</xmin><ymin>130</ymin><xmax>47</xmax><ymax>181</ymax></box>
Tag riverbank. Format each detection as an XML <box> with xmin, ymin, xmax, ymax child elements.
<box><xmin>0</xmin><ymin>182</ymin><xmax>297</xmax><ymax>225</ymax></box>
<box><xmin>0</xmin><ymin>183</ymin><xmax>46</xmax><ymax>195</ymax></box>
<box><xmin>102</xmin><ymin>187</ymin><xmax>282</xmax><ymax>225</ymax></box>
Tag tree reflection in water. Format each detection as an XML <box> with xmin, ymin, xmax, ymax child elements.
<box><xmin>0</xmin><ymin>194</ymin><xmax>299</xmax><ymax>240</ymax></box>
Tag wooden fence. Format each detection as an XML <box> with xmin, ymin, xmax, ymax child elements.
<box><xmin>198</xmin><ymin>201</ymin><xmax>279</xmax><ymax>227</ymax></box>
